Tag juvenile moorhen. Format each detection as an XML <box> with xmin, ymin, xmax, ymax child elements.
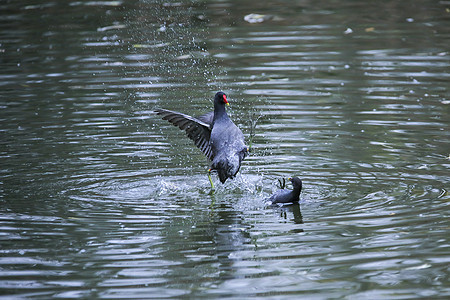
<box><xmin>268</xmin><ymin>177</ymin><xmax>302</xmax><ymax>205</ymax></box>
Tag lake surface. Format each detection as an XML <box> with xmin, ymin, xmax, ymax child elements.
<box><xmin>1</xmin><ymin>0</ymin><xmax>449</xmax><ymax>298</ymax></box>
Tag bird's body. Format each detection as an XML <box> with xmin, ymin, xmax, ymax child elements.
<box><xmin>268</xmin><ymin>177</ymin><xmax>302</xmax><ymax>205</ymax></box>
<box><xmin>155</xmin><ymin>92</ymin><xmax>248</xmax><ymax>187</ymax></box>
<box><xmin>209</xmin><ymin>101</ymin><xmax>247</xmax><ymax>183</ymax></box>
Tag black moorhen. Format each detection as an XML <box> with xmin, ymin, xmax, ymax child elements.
<box><xmin>155</xmin><ymin>92</ymin><xmax>248</xmax><ymax>190</ymax></box>
<box><xmin>268</xmin><ymin>177</ymin><xmax>302</xmax><ymax>205</ymax></box>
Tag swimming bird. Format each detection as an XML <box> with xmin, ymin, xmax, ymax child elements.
<box><xmin>268</xmin><ymin>177</ymin><xmax>302</xmax><ymax>205</ymax></box>
<box><xmin>155</xmin><ymin>92</ymin><xmax>248</xmax><ymax>190</ymax></box>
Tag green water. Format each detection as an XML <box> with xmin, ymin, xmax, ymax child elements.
<box><xmin>0</xmin><ymin>0</ymin><xmax>449</xmax><ymax>298</ymax></box>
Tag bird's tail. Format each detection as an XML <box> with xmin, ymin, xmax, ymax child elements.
<box><xmin>215</xmin><ymin>160</ymin><xmax>232</xmax><ymax>184</ymax></box>
<box><xmin>212</xmin><ymin>158</ymin><xmax>240</xmax><ymax>184</ymax></box>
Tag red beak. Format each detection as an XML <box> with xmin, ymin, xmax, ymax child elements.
<box><xmin>223</xmin><ymin>95</ymin><xmax>228</xmax><ymax>104</ymax></box>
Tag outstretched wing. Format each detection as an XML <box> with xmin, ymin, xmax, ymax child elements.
<box><xmin>197</xmin><ymin>111</ymin><xmax>214</xmax><ymax>125</ymax></box>
<box><xmin>155</xmin><ymin>108</ymin><xmax>214</xmax><ymax>160</ymax></box>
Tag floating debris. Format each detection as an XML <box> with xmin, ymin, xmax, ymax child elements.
<box><xmin>344</xmin><ymin>28</ymin><xmax>353</xmax><ymax>34</ymax></box>
<box><xmin>244</xmin><ymin>13</ymin><xmax>272</xmax><ymax>23</ymax></box>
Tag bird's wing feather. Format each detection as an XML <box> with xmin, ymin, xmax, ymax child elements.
<box><xmin>197</xmin><ymin>111</ymin><xmax>214</xmax><ymax>125</ymax></box>
<box><xmin>269</xmin><ymin>189</ymin><xmax>292</xmax><ymax>204</ymax></box>
<box><xmin>155</xmin><ymin>108</ymin><xmax>214</xmax><ymax>160</ymax></box>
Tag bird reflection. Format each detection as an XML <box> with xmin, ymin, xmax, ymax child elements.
<box><xmin>275</xmin><ymin>203</ymin><xmax>303</xmax><ymax>224</ymax></box>
<box><xmin>162</xmin><ymin>197</ymin><xmax>254</xmax><ymax>282</ymax></box>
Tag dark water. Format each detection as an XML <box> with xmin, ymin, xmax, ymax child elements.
<box><xmin>1</xmin><ymin>0</ymin><xmax>449</xmax><ymax>298</ymax></box>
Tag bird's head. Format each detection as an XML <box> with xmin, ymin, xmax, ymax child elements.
<box><xmin>215</xmin><ymin>91</ymin><xmax>229</xmax><ymax>106</ymax></box>
<box><xmin>289</xmin><ymin>177</ymin><xmax>303</xmax><ymax>191</ymax></box>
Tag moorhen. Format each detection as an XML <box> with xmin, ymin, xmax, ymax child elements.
<box><xmin>155</xmin><ymin>92</ymin><xmax>248</xmax><ymax>190</ymax></box>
